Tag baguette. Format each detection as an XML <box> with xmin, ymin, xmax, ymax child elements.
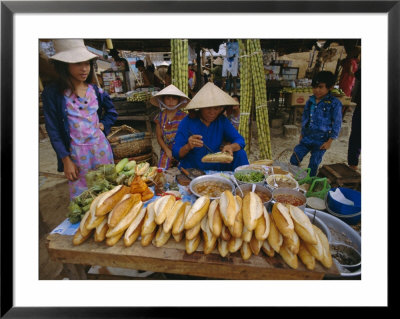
<box><xmin>185</xmin><ymin>234</ymin><xmax>201</xmax><ymax>254</ymax></box>
<box><xmin>136</xmin><ymin>162</ymin><xmax>150</xmax><ymax>176</ymax></box>
<box><xmin>172</xmin><ymin>232</ymin><xmax>184</xmax><ymax>242</ymax></box>
<box><xmin>249</xmin><ymin>235</ymin><xmax>263</xmax><ymax>255</ymax></box>
<box><xmin>153</xmin><ymin>226</ymin><xmax>171</xmax><ymax>247</ymax></box>
<box><xmin>163</xmin><ymin>200</ymin><xmax>186</xmax><ymax>233</ymax></box>
<box><xmin>105</xmin><ymin>201</ymin><xmax>143</xmax><ymax>238</ymax></box>
<box><xmin>242</xmin><ymin>191</ymin><xmax>264</xmax><ymax>231</ymax></box>
<box><xmin>220</xmin><ymin>224</ymin><xmax>232</xmax><ymax>241</ymax></box>
<box><xmin>154</xmin><ymin>195</ymin><xmax>176</xmax><ymax>225</ymax></box>
<box><xmin>140</xmin><ymin>187</ymin><xmax>154</xmax><ymax>202</ymax></box>
<box><xmin>72</xmin><ymin>227</ymin><xmax>93</xmax><ymax>246</ymax></box>
<box><xmin>271</xmin><ymin>203</ymin><xmax>294</xmax><ymax>238</ymax></box>
<box><xmin>172</xmin><ymin>202</ymin><xmax>191</xmax><ymax>235</ymax></box>
<box><xmin>201</xmin><ymin>152</ymin><xmax>233</xmax><ymax>163</ymax></box>
<box><xmin>218</xmin><ymin>238</ymin><xmax>229</xmax><ymax>257</ymax></box>
<box><xmin>79</xmin><ymin>209</ymin><xmax>92</xmax><ymax>237</ymax></box>
<box><xmin>261</xmin><ymin>240</ymin><xmax>275</xmax><ymax>257</ymax></box>
<box><xmin>254</xmin><ymin>206</ymin><xmax>270</xmax><ymax>241</ymax></box>
<box><xmin>96</xmin><ymin>185</ymin><xmax>131</xmax><ymax>216</ymax></box>
<box><xmin>107</xmin><ymin>193</ymin><xmax>141</xmax><ymax>228</ymax></box>
<box><xmin>313</xmin><ymin>225</ymin><xmax>333</xmax><ymax>268</ymax></box>
<box><xmin>124</xmin><ymin>206</ymin><xmax>147</xmax><ymax>246</ymax></box>
<box><xmin>141</xmin><ymin>228</ymin><xmax>156</xmax><ymax>247</ymax></box>
<box><xmin>241</xmin><ymin>225</ymin><xmax>253</xmax><ymax>242</ymax></box>
<box><xmin>94</xmin><ymin>218</ymin><xmax>109</xmax><ymax>243</ymax></box>
<box><xmin>185</xmin><ymin>222</ymin><xmax>202</xmax><ymax>240</ymax></box>
<box><xmin>219</xmin><ymin>190</ymin><xmax>238</xmax><ymax>227</ymax></box>
<box><xmin>304</xmin><ymin>225</ymin><xmax>325</xmax><ymax>262</ymax></box>
<box><xmin>141</xmin><ymin>201</ymin><xmax>157</xmax><ymax>236</ymax></box>
<box><xmin>184</xmin><ymin>196</ymin><xmax>210</xmax><ymax>229</ymax></box>
<box><xmin>240</xmin><ymin>241</ymin><xmax>252</xmax><ymax>260</ymax></box>
<box><xmin>228</xmin><ymin>237</ymin><xmax>243</xmax><ymax>253</ymax></box>
<box><xmin>208</xmin><ymin>200</ymin><xmax>222</xmax><ymax>237</ymax></box>
<box><xmin>105</xmin><ymin>231</ymin><xmax>123</xmax><ymax>246</ymax></box>
<box><xmin>267</xmin><ymin>214</ymin><xmax>283</xmax><ymax>253</ymax></box>
<box><xmin>279</xmin><ymin>241</ymin><xmax>298</xmax><ymax>269</ymax></box>
<box><xmin>86</xmin><ymin>192</ymin><xmax>109</xmax><ymax>230</ymax></box>
<box><xmin>201</xmin><ymin>216</ymin><xmax>217</xmax><ymax>255</ymax></box>
<box><xmin>283</xmin><ymin>230</ymin><xmax>300</xmax><ymax>254</ymax></box>
<box><xmin>229</xmin><ymin>196</ymin><xmax>243</xmax><ymax>238</ymax></box>
<box><xmin>298</xmin><ymin>241</ymin><xmax>316</xmax><ymax>270</ymax></box>
<box><xmin>288</xmin><ymin>204</ymin><xmax>317</xmax><ymax>245</ymax></box>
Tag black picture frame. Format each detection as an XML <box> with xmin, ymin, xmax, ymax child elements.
<box><xmin>1</xmin><ymin>1</ymin><xmax>395</xmax><ymax>317</ymax></box>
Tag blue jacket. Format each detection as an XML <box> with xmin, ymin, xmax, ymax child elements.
<box><xmin>301</xmin><ymin>92</ymin><xmax>342</xmax><ymax>140</ymax></box>
<box><xmin>42</xmin><ymin>83</ymin><xmax>118</xmax><ymax>172</ymax></box>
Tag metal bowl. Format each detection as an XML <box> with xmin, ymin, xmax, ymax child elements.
<box><xmin>233</xmin><ymin>169</ymin><xmax>266</xmax><ymax>187</ymax></box>
<box><xmin>189</xmin><ymin>175</ymin><xmax>235</xmax><ymax>200</ymax></box>
<box><xmin>235</xmin><ymin>184</ymin><xmax>272</xmax><ymax>210</ymax></box>
<box><xmin>271</xmin><ymin>187</ymin><xmax>307</xmax><ymax>211</ymax></box>
<box><xmin>304</xmin><ymin>210</ymin><xmax>332</xmax><ymax>243</ymax></box>
<box><xmin>266</xmin><ymin>174</ymin><xmax>299</xmax><ymax>190</ymax></box>
<box><xmin>330</xmin><ymin>242</ymin><xmax>361</xmax><ymax>270</ymax></box>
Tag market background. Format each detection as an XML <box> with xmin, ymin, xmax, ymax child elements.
<box><xmin>39</xmin><ymin>39</ymin><xmax>360</xmax><ymax>280</ymax></box>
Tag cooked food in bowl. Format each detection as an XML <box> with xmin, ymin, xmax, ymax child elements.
<box><xmin>274</xmin><ymin>194</ymin><xmax>305</xmax><ymax>206</ymax></box>
<box><xmin>266</xmin><ymin>174</ymin><xmax>298</xmax><ymax>189</ymax></box>
<box><xmin>193</xmin><ymin>181</ymin><xmax>232</xmax><ymax>198</ymax></box>
<box><xmin>240</xmin><ymin>189</ymin><xmax>271</xmax><ymax>203</ymax></box>
<box><xmin>234</xmin><ymin>170</ymin><xmax>265</xmax><ymax>183</ymax></box>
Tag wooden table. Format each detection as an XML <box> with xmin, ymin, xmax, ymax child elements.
<box><xmin>46</xmin><ymin>233</ymin><xmax>340</xmax><ymax>280</ymax></box>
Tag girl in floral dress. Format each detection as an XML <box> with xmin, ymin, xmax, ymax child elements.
<box><xmin>150</xmin><ymin>85</ymin><xmax>190</xmax><ymax>169</ymax></box>
<box><xmin>42</xmin><ymin>39</ymin><xmax>118</xmax><ymax>199</ymax></box>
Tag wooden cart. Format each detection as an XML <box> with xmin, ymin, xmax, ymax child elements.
<box><xmin>47</xmin><ymin>233</ymin><xmax>340</xmax><ymax>280</ymax></box>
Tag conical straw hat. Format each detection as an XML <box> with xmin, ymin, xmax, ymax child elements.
<box><xmin>185</xmin><ymin>82</ymin><xmax>239</xmax><ymax>110</ymax></box>
<box><xmin>213</xmin><ymin>57</ymin><xmax>223</xmax><ymax>65</ymax></box>
<box><xmin>150</xmin><ymin>84</ymin><xmax>191</xmax><ymax>106</ymax></box>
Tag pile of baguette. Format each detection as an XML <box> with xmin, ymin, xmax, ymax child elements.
<box><xmin>73</xmin><ymin>186</ymin><xmax>332</xmax><ymax>271</ymax></box>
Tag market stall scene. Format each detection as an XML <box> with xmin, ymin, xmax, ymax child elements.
<box><xmin>39</xmin><ymin>38</ymin><xmax>361</xmax><ymax>280</ymax></box>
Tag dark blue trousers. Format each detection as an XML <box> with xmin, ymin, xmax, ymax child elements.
<box><xmin>290</xmin><ymin>133</ymin><xmax>328</xmax><ymax>176</ymax></box>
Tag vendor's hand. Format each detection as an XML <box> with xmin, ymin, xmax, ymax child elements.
<box><xmin>320</xmin><ymin>139</ymin><xmax>333</xmax><ymax>150</ymax></box>
<box><xmin>221</xmin><ymin>144</ymin><xmax>234</xmax><ymax>156</ymax></box>
<box><xmin>97</xmin><ymin>123</ymin><xmax>104</xmax><ymax>131</ymax></box>
<box><xmin>62</xmin><ymin>156</ymin><xmax>79</xmax><ymax>181</ymax></box>
<box><xmin>188</xmin><ymin>134</ymin><xmax>203</xmax><ymax>149</ymax></box>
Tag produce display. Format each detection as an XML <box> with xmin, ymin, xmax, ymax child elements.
<box><xmin>67</xmin><ymin>159</ymin><xmax>157</xmax><ymax>224</ymax></box>
<box><xmin>72</xmin><ymin>188</ymin><xmax>333</xmax><ymax>270</ymax></box>
<box><xmin>170</xmin><ymin>39</ymin><xmax>188</xmax><ymax>96</ymax></box>
<box><xmin>126</xmin><ymin>91</ymin><xmax>152</xmax><ymax>102</ymax></box>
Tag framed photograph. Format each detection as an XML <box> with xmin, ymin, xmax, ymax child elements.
<box><xmin>1</xmin><ymin>0</ymin><xmax>395</xmax><ymax>316</ymax></box>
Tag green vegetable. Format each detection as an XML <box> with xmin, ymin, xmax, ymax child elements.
<box><xmin>124</xmin><ymin>160</ymin><xmax>136</xmax><ymax>171</ymax></box>
<box><xmin>115</xmin><ymin>158</ymin><xmax>129</xmax><ymax>173</ymax></box>
<box><xmin>234</xmin><ymin>171</ymin><xmax>265</xmax><ymax>183</ymax></box>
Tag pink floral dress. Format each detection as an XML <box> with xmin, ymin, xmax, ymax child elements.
<box><xmin>65</xmin><ymin>85</ymin><xmax>114</xmax><ymax>199</ymax></box>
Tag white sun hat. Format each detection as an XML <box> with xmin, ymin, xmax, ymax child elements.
<box><xmin>150</xmin><ymin>84</ymin><xmax>191</xmax><ymax>107</ymax></box>
<box><xmin>50</xmin><ymin>39</ymin><xmax>97</xmax><ymax>63</ymax></box>
<box><xmin>185</xmin><ymin>82</ymin><xmax>239</xmax><ymax>110</ymax></box>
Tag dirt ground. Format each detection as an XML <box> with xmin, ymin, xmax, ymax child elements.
<box><xmin>39</xmin><ymin>106</ymin><xmax>360</xmax><ymax>280</ymax></box>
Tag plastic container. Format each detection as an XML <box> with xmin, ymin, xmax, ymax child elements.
<box><xmin>326</xmin><ymin>188</ymin><xmax>361</xmax><ymax>225</ymax></box>
<box><xmin>306</xmin><ymin>177</ymin><xmax>331</xmax><ymax>200</ymax></box>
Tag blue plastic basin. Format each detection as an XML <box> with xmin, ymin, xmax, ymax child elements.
<box><xmin>327</xmin><ymin>187</ymin><xmax>361</xmax><ymax>225</ymax></box>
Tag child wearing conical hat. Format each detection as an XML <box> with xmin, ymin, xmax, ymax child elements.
<box><xmin>150</xmin><ymin>85</ymin><xmax>191</xmax><ymax>169</ymax></box>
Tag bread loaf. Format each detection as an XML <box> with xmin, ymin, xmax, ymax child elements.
<box><xmin>241</xmin><ymin>225</ymin><xmax>253</xmax><ymax>242</ymax></box>
<box><xmin>86</xmin><ymin>192</ymin><xmax>109</xmax><ymax>230</ymax></box>
<box><xmin>220</xmin><ymin>224</ymin><xmax>232</xmax><ymax>241</ymax></box>
<box><xmin>254</xmin><ymin>206</ymin><xmax>270</xmax><ymax>241</ymax></box>
<box><xmin>172</xmin><ymin>232</ymin><xmax>184</xmax><ymax>242</ymax></box>
<box><xmin>242</xmin><ymin>191</ymin><xmax>264</xmax><ymax>231</ymax></box>
<box><xmin>283</xmin><ymin>230</ymin><xmax>300</xmax><ymax>254</ymax></box>
<box><xmin>267</xmin><ymin>214</ymin><xmax>283</xmax><ymax>253</ymax></box>
<box><xmin>218</xmin><ymin>238</ymin><xmax>229</xmax><ymax>257</ymax></box>
<box><xmin>304</xmin><ymin>225</ymin><xmax>325</xmax><ymax>262</ymax></box>
<box><xmin>201</xmin><ymin>152</ymin><xmax>233</xmax><ymax>163</ymax></box>
<box><xmin>106</xmin><ymin>201</ymin><xmax>143</xmax><ymax>238</ymax></box>
<box><xmin>228</xmin><ymin>237</ymin><xmax>243</xmax><ymax>253</ymax></box>
<box><xmin>163</xmin><ymin>200</ymin><xmax>186</xmax><ymax>233</ymax></box>
<box><xmin>202</xmin><ymin>216</ymin><xmax>217</xmax><ymax>255</ymax></box>
<box><xmin>141</xmin><ymin>228</ymin><xmax>156</xmax><ymax>247</ymax></box>
<box><xmin>271</xmin><ymin>203</ymin><xmax>294</xmax><ymax>238</ymax></box>
<box><xmin>185</xmin><ymin>221</ymin><xmax>202</xmax><ymax>240</ymax></box>
<box><xmin>108</xmin><ymin>193</ymin><xmax>141</xmax><ymax>228</ymax></box>
<box><xmin>298</xmin><ymin>241</ymin><xmax>315</xmax><ymax>270</ymax></box>
<box><xmin>73</xmin><ymin>227</ymin><xmax>93</xmax><ymax>246</ymax></box>
<box><xmin>172</xmin><ymin>202</ymin><xmax>191</xmax><ymax>235</ymax></box>
<box><xmin>94</xmin><ymin>218</ymin><xmax>109</xmax><ymax>243</ymax></box>
<box><xmin>105</xmin><ymin>231</ymin><xmax>123</xmax><ymax>246</ymax></box>
<box><xmin>249</xmin><ymin>235</ymin><xmax>263</xmax><ymax>255</ymax></box>
<box><xmin>240</xmin><ymin>241</ymin><xmax>252</xmax><ymax>260</ymax></box>
<box><xmin>184</xmin><ymin>196</ymin><xmax>210</xmax><ymax>229</ymax></box>
<box><xmin>185</xmin><ymin>234</ymin><xmax>201</xmax><ymax>254</ymax></box>
<box><xmin>219</xmin><ymin>190</ymin><xmax>237</xmax><ymax>227</ymax></box>
<box><xmin>261</xmin><ymin>239</ymin><xmax>275</xmax><ymax>257</ymax></box>
<box><xmin>288</xmin><ymin>204</ymin><xmax>317</xmax><ymax>245</ymax></box>
<box><xmin>96</xmin><ymin>185</ymin><xmax>131</xmax><ymax>216</ymax></box>
<box><xmin>229</xmin><ymin>196</ymin><xmax>243</xmax><ymax>238</ymax></box>
<box><xmin>79</xmin><ymin>209</ymin><xmax>92</xmax><ymax>237</ymax></box>
<box><xmin>208</xmin><ymin>199</ymin><xmax>222</xmax><ymax>237</ymax></box>
<box><xmin>154</xmin><ymin>195</ymin><xmax>176</xmax><ymax>225</ymax></box>
<box><xmin>313</xmin><ymin>225</ymin><xmax>333</xmax><ymax>268</ymax></box>
<box><xmin>279</xmin><ymin>241</ymin><xmax>298</xmax><ymax>269</ymax></box>
<box><xmin>153</xmin><ymin>226</ymin><xmax>171</xmax><ymax>247</ymax></box>
<box><xmin>141</xmin><ymin>201</ymin><xmax>157</xmax><ymax>236</ymax></box>
<box><xmin>124</xmin><ymin>207</ymin><xmax>146</xmax><ymax>246</ymax></box>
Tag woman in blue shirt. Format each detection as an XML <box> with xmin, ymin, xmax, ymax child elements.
<box><xmin>172</xmin><ymin>82</ymin><xmax>249</xmax><ymax>171</ymax></box>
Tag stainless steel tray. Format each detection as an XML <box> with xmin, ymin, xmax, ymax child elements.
<box><xmin>305</xmin><ymin>208</ymin><xmax>361</xmax><ymax>278</ymax></box>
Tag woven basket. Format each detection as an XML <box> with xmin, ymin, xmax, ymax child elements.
<box><xmin>107</xmin><ymin>125</ymin><xmax>152</xmax><ymax>160</ymax></box>
<box><xmin>114</xmin><ymin>151</ymin><xmax>158</xmax><ymax>166</ymax></box>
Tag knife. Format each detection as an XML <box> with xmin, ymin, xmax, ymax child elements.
<box><xmin>188</xmin><ymin>130</ymin><xmax>214</xmax><ymax>154</ymax></box>
<box><xmin>180</xmin><ymin>167</ymin><xmax>195</xmax><ymax>180</ymax></box>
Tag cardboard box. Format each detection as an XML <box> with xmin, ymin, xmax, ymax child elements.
<box><xmin>285</xmin><ymin>92</ymin><xmax>312</xmax><ymax>106</ymax></box>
